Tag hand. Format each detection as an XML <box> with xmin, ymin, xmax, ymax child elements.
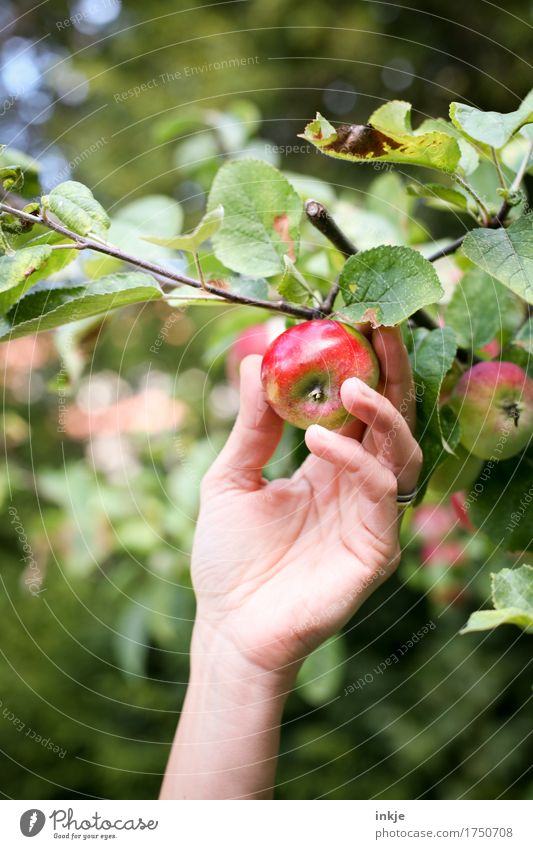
<box><xmin>192</xmin><ymin>325</ymin><xmax>422</xmax><ymax>683</ymax></box>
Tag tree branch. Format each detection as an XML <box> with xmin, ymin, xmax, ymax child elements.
<box><xmin>0</xmin><ymin>202</ymin><xmax>316</xmax><ymax>322</ymax></box>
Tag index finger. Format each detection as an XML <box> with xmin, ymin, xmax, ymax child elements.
<box><xmin>371</xmin><ymin>325</ymin><xmax>417</xmax><ymax>433</ymax></box>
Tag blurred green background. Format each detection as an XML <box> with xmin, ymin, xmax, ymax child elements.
<box><xmin>1</xmin><ymin>0</ymin><xmax>532</xmax><ymax>800</ymax></box>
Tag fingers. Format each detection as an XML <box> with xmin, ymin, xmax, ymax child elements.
<box><xmin>372</xmin><ymin>326</ymin><xmax>417</xmax><ymax>433</ymax></box>
<box><xmin>341</xmin><ymin>378</ymin><xmax>422</xmax><ymax>494</ymax></box>
<box><xmin>305</xmin><ymin>424</ymin><xmax>397</xmax><ymax>504</ymax></box>
<box><xmin>205</xmin><ymin>355</ymin><xmax>283</xmax><ymax>491</ymax></box>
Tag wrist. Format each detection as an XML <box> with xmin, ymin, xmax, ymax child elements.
<box><xmin>190</xmin><ymin>618</ymin><xmax>298</xmax><ymax>703</ymax></box>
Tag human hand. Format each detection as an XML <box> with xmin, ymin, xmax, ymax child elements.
<box><xmin>191</xmin><ymin>325</ymin><xmax>422</xmax><ymax>685</ymax></box>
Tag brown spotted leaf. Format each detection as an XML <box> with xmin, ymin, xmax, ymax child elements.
<box><xmin>300</xmin><ymin>102</ymin><xmax>461</xmax><ymax>173</ymax></box>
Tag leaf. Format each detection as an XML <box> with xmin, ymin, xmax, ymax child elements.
<box><xmin>0</xmin><ymin>146</ymin><xmax>41</xmax><ymax>197</ymax></box>
<box><xmin>445</xmin><ymin>268</ymin><xmax>525</xmax><ymax>349</ymax></box>
<box><xmin>0</xmin><ymin>245</ymin><xmax>53</xmax><ymax>313</ymax></box>
<box><xmin>0</xmin><ymin>272</ymin><xmax>161</xmax><ymax>340</ymax></box>
<box><xmin>338</xmin><ymin>245</ymin><xmax>444</xmax><ymax>326</ymax></box>
<box><xmin>512</xmin><ymin>317</ymin><xmax>533</xmax><ymax>354</ymax></box>
<box><xmin>450</xmin><ymin>89</ymin><xmax>533</xmax><ymax>148</ymax></box>
<box><xmin>461</xmin><ymin>564</ymin><xmax>533</xmax><ymax>635</ymax></box>
<box><xmin>143</xmin><ymin>205</ymin><xmax>224</xmax><ymax>253</ymax></box>
<box><xmin>300</xmin><ymin>103</ymin><xmax>461</xmax><ymax>173</ymax></box>
<box><xmin>84</xmin><ymin>194</ymin><xmax>184</xmax><ymax>277</ymax></box>
<box><xmin>407</xmin><ymin>182</ymin><xmax>470</xmax><ymax>211</ymax></box>
<box><xmin>469</xmin><ymin>451</ymin><xmax>533</xmax><ymax>551</ymax></box>
<box><xmin>409</xmin><ymin>327</ymin><xmax>459</xmax><ymax>501</ymax></box>
<box><xmin>0</xmin><ymin>164</ymin><xmax>23</xmax><ymax>192</ymax></box>
<box><xmin>42</xmin><ymin>181</ymin><xmax>110</xmax><ymax>236</ymax></box>
<box><xmin>277</xmin><ymin>256</ymin><xmax>313</xmax><ymax>304</ymax></box>
<box><xmin>296</xmin><ymin>637</ymin><xmax>345</xmax><ymax>706</ymax></box>
<box><xmin>461</xmin><ymin>214</ymin><xmax>533</xmax><ymax>304</ymax></box>
<box><xmin>207</xmin><ymin>159</ymin><xmax>303</xmax><ymax>277</ymax></box>
<box><xmin>417</xmin><ymin>117</ymin><xmax>479</xmax><ymax>174</ymax></box>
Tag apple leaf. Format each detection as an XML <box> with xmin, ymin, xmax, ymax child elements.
<box><xmin>207</xmin><ymin>159</ymin><xmax>302</xmax><ymax>277</ymax></box>
<box><xmin>468</xmin><ymin>450</ymin><xmax>533</xmax><ymax>552</ymax></box>
<box><xmin>445</xmin><ymin>268</ymin><xmax>525</xmax><ymax>350</ymax></box>
<box><xmin>0</xmin><ymin>244</ymin><xmax>53</xmax><ymax>313</ymax></box>
<box><xmin>300</xmin><ymin>102</ymin><xmax>461</xmax><ymax>172</ymax></box>
<box><xmin>338</xmin><ymin>245</ymin><xmax>444</xmax><ymax>326</ymax></box>
<box><xmin>83</xmin><ymin>194</ymin><xmax>184</xmax><ymax>278</ymax></box>
<box><xmin>450</xmin><ymin>89</ymin><xmax>533</xmax><ymax>148</ymax></box>
<box><xmin>409</xmin><ymin>327</ymin><xmax>459</xmax><ymax>501</ymax></box>
<box><xmin>460</xmin><ymin>564</ymin><xmax>533</xmax><ymax>635</ymax></box>
<box><xmin>417</xmin><ymin>117</ymin><xmax>479</xmax><ymax>174</ymax></box>
<box><xmin>407</xmin><ymin>182</ymin><xmax>470</xmax><ymax>211</ymax></box>
<box><xmin>461</xmin><ymin>214</ymin><xmax>533</xmax><ymax>304</ymax></box>
<box><xmin>277</xmin><ymin>256</ymin><xmax>314</xmax><ymax>304</ymax></box>
<box><xmin>0</xmin><ymin>272</ymin><xmax>162</xmax><ymax>340</ymax></box>
<box><xmin>42</xmin><ymin>180</ymin><xmax>110</xmax><ymax>237</ymax></box>
<box><xmin>143</xmin><ymin>205</ymin><xmax>224</xmax><ymax>253</ymax></box>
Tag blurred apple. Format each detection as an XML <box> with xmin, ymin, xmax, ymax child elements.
<box><xmin>226</xmin><ymin>318</ymin><xmax>285</xmax><ymax>387</ymax></box>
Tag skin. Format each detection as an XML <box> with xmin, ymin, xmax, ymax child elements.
<box><xmin>261</xmin><ymin>320</ymin><xmax>379</xmax><ymax>430</ymax></box>
<box><xmin>160</xmin><ymin>326</ymin><xmax>422</xmax><ymax>800</ymax></box>
<box><xmin>451</xmin><ymin>361</ymin><xmax>533</xmax><ymax>460</ymax></box>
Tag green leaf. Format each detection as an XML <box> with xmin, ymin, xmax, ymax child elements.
<box><xmin>450</xmin><ymin>89</ymin><xmax>533</xmax><ymax>148</ymax></box>
<box><xmin>84</xmin><ymin>194</ymin><xmax>184</xmax><ymax>277</ymax></box>
<box><xmin>0</xmin><ymin>165</ymin><xmax>23</xmax><ymax>192</ymax></box>
<box><xmin>461</xmin><ymin>564</ymin><xmax>533</xmax><ymax>635</ymax></box>
<box><xmin>42</xmin><ymin>181</ymin><xmax>110</xmax><ymax>236</ymax></box>
<box><xmin>143</xmin><ymin>205</ymin><xmax>223</xmax><ymax>253</ymax></box>
<box><xmin>0</xmin><ymin>245</ymin><xmax>53</xmax><ymax>313</ymax></box>
<box><xmin>296</xmin><ymin>637</ymin><xmax>345</xmax><ymax>706</ymax></box>
<box><xmin>409</xmin><ymin>327</ymin><xmax>459</xmax><ymax>501</ymax></box>
<box><xmin>277</xmin><ymin>256</ymin><xmax>314</xmax><ymax>304</ymax></box>
<box><xmin>0</xmin><ymin>146</ymin><xmax>41</xmax><ymax>197</ymax></box>
<box><xmin>207</xmin><ymin>159</ymin><xmax>303</xmax><ymax>277</ymax></box>
<box><xmin>417</xmin><ymin>118</ymin><xmax>479</xmax><ymax>174</ymax></box>
<box><xmin>300</xmin><ymin>104</ymin><xmax>461</xmax><ymax>173</ymax></box>
<box><xmin>338</xmin><ymin>245</ymin><xmax>444</xmax><ymax>326</ymax></box>
<box><xmin>445</xmin><ymin>268</ymin><xmax>525</xmax><ymax>349</ymax></box>
<box><xmin>407</xmin><ymin>182</ymin><xmax>469</xmax><ymax>211</ymax></box>
<box><xmin>0</xmin><ymin>272</ymin><xmax>161</xmax><ymax>340</ymax></box>
<box><xmin>512</xmin><ymin>317</ymin><xmax>533</xmax><ymax>354</ymax></box>
<box><xmin>469</xmin><ymin>451</ymin><xmax>533</xmax><ymax>551</ymax></box>
<box><xmin>461</xmin><ymin>214</ymin><xmax>533</xmax><ymax>304</ymax></box>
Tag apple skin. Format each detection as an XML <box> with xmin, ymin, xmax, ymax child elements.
<box><xmin>450</xmin><ymin>361</ymin><xmax>533</xmax><ymax>461</ymax></box>
<box><xmin>261</xmin><ymin>319</ymin><xmax>380</xmax><ymax>430</ymax></box>
<box><xmin>226</xmin><ymin>319</ymin><xmax>285</xmax><ymax>387</ymax></box>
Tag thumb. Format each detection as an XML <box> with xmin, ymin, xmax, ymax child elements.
<box><xmin>207</xmin><ymin>354</ymin><xmax>284</xmax><ymax>490</ymax></box>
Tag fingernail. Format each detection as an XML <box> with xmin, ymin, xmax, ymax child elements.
<box><xmin>306</xmin><ymin>423</ymin><xmax>331</xmax><ymax>441</ymax></box>
<box><xmin>344</xmin><ymin>376</ymin><xmax>369</xmax><ymax>395</ymax></box>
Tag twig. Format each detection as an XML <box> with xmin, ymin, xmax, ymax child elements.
<box><xmin>0</xmin><ymin>202</ymin><xmax>316</xmax><ymax>322</ymax></box>
<box><xmin>305</xmin><ymin>199</ymin><xmax>357</xmax><ymax>257</ymax></box>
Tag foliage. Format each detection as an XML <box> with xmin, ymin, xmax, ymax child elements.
<box><xmin>1</xmin><ymin>21</ymin><xmax>532</xmax><ymax>799</ymax></box>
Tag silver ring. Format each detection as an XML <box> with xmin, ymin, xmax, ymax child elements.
<box><xmin>396</xmin><ymin>489</ymin><xmax>418</xmax><ymax>504</ymax></box>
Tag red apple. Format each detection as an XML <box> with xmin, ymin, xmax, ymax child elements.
<box><xmin>261</xmin><ymin>319</ymin><xmax>380</xmax><ymax>430</ymax></box>
<box><xmin>226</xmin><ymin>318</ymin><xmax>285</xmax><ymax>386</ymax></box>
<box><xmin>450</xmin><ymin>361</ymin><xmax>533</xmax><ymax>460</ymax></box>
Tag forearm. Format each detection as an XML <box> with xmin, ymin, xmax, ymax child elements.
<box><xmin>160</xmin><ymin>622</ymin><xmax>293</xmax><ymax>800</ymax></box>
